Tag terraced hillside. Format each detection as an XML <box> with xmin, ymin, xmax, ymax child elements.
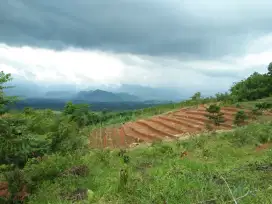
<box><xmin>89</xmin><ymin>105</ymin><xmax>248</xmax><ymax>148</ymax></box>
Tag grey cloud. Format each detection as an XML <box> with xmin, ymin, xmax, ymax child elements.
<box><xmin>1</xmin><ymin>0</ymin><xmax>272</xmax><ymax>58</ymax></box>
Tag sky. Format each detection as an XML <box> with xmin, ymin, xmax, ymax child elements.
<box><xmin>0</xmin><ymin>0</ymin><xmax>272</xmax><ymax>95</ymax></box>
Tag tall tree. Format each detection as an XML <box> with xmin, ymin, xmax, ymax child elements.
<box><xmin>268</xmin><ymin>62</ymin><xmax>272</xmax><ymax>76</ymax></box>
<box><xmin>0</xmin><ymin>71</ymin><xmax>17</xmax><ymax>115</ymax></box>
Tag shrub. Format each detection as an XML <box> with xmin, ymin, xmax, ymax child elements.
<box><xmin>0</xmin><ymin>116</ymin><xmax>50</xmax><ymax>168</ymax></box>
<box><xmin>23</xmin><ymin>152</ymin><xmax>89</xmax><ymax>188</ymax></box>
<box><xmin>255</xmin><ymin>102</ymin><xmax>272</xmax><ymax>110</ymax></box>
<box><xmin>234</xmin><ymin>110</ymin><xmax>248</xmax><ymax>126</ymax></box>
<box><xmin>230</xmin><ymin>122</ymin><xmax>272</xmax><ymax>146</ymax></box>
<box><xmin>49</xmin><ymin>117</ymin><xmax>88</xmax><ymax>154</ymax></box>
<box><xmin>204</xmin><ymin>104</ymin><xmax>225</xmax><ymax>126</ymax></box>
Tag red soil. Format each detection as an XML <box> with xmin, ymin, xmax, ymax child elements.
<box><xmin>89</xmin><ymin>105</ymin><xmax>253</xmax><ymax>148</ymax></box>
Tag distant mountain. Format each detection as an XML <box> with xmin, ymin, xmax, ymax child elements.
<box><xmin>4</xmin><ymin>77</ymin><xmax>190</xmax><ymax>102</ymax></box>
<box><xmin>75</xmin><ymin>89</ymin><xmax>141</xmax><ymax>102</ymax></box>
<box><xmin>109</xmin><ymin>84</ymin><xmax>188</xmax><ymax>101</ymax></box>
<box><xmin>115</xmin><ymin>92</ymin><xmax>141</xmax><ymax>101</ymax></box>
<box><xmin>45</xmin><ymin>91</ymin><xmax>76</xmax><ymax>99</ymax></box>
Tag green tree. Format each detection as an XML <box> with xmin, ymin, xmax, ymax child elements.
<box><xmin>0</xmin><ymin>71</ymin><xmax>17</xmax><ymax>115</ymax></box>
<box><xmin>64</xmin><ymin>101</ymin><xmax>77</xmax><ymax>115</ymax></box>
<box><xmin>230</xmin><ymin>72</ymin><xmax>272</xmax><ymax>101</ymax></box>
<box><xmin>268</xmin><ymin>62</ymin><xmax>272</xmax><ymax>76</ymax></box>
<box><xmin>191</xmin><ymin>92</ymin><xmax>201</xmax><ymax>101</ymax></box>
<box><xmin>0</xmin><ymin>72</ymin><xmax>50</xmax><ymax>168</ymax></box>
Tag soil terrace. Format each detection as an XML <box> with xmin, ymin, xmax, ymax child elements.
<box><xmin>89</xmin><ymin>105</ymin><xmax>248</xmax><ymax>148</ymax></box>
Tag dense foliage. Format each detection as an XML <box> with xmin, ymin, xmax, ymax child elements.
<box><xmin>229</xmin><ymin>64</ymin><xmax>272</xmax><ymax>101</ymax></box>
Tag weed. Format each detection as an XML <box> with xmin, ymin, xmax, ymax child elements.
<box><xmin>119</xmin><ymin>168</ymin><xmax>129</xmax><ymax>191</ymax></box>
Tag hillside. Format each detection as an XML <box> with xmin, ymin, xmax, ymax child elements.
<box><xmin>89</xmin><ymin>105</ymin><xmax>251</xmax><ymax>148</ymax></box>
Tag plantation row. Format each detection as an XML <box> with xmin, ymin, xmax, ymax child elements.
<box><xmin>89</xmin><ymin>105</ymin><xmax>254</xmax><ymax>148</ymax></box>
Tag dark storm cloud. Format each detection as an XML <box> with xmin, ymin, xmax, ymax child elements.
<box><xmin>1</xmin><ymin>0</ymin><xmax>272</xmax><ymax>58</ymax></box>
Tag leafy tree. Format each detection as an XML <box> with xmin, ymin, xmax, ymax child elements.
<box><xmin>268</xmin><ymin>62</ymin><xmax>272</xmax><ymax>76</ymax></box>
<box><xmin>64</xmin><ymin>102</ymin><xmax>101</xmax><ymax>127</ymax></box>
<box><xmin>191</xmin><ymin>92</ymin><xmax>201</xmax><ymax>101</ymax></box>
<box><xmin>63</xmin><ymin>101</ymin><xmax>77</xmax><ymax>115</ymax></box>
<box><xmin>230</xmin><ymin>72</ymin><xmax>272</xmax><ymax>101</ymax></box>
<box><xmin>0</xmin><ymin>71</ymin><xmax>17</xmax><ymax>115</ymax></box>
<box><xmin>0</xmin><ymin>72</ymin><xmax>50</xmax><ymax>168</ymax></box>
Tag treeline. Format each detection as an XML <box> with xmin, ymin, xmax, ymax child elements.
<box><xmin>10</xmin><ymin>98</ymin><xmax>158</xmax><ymax>111</ymax></box>
<box><xmin>229</xmin><ymin>63</ymin><xmax>272</xmax><ymax>101</ymax></box>
<box><xmin>198</xmin><ymin>63</ymin><xmax>272</xmax><ymax>103</ymax></box>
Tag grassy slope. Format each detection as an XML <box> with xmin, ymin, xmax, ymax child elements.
<box><xmin>27</xmin><ymin>114</ymin><xmax>272</xmax><ymax>204</ymax></box>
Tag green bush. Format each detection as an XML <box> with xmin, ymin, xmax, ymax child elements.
<box><xmin>255</xmin><ymin>102</ymin><xmax>272</xmax><ymax>110</ymax></box>
<box><xmin>49</xmin><ymin>117</ymin><xmax>88</xmax><ymax>154</ymax></box>
<box><xmin>205</xmin><ymin>104</ymin><xmax>225</xmax><ymax>126</ymax></box>
<box><xmin>234</xmin><ymin>110</ymin><xmax>248</xmax><ymax>126</ymax></box>
<box><xmin>0</xmin><ymin>116</ymin><xmax>50</xmax><ymax>168</ymax></box>
<box><xmin>229</xmin><ymin>122</ymin><xmax>272</xmax><ymax>146</ymax></box>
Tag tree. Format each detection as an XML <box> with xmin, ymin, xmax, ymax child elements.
<box><xmin>230</xmin><ymin>72</ymin><xmax>272</xmax><ymax>101</ymax></box>
<box><xmin>0</xmin><ymin>72</ymin><xmax>34</xmax><ymax>167</ymax></box>
<box><xmin>268</xmin><ymin>62</ymin><xmax>272</xmax><ymax>76</ymax></box>
<box><xmin>0</xmin><ymin>71</ymin><xmax>17</xmax><ymax>115</ymax></box>
<box><xmin>191</xmin><ymin>92</ymin><xmax>201</xmax><ymax>101</ymax></box>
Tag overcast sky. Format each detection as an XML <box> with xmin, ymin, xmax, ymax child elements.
<box><xmin>0</xmin><ymin>0</ymin><xmax>272</xmax><ymax>93</ymax></box>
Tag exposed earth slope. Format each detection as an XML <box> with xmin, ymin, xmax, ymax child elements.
<box><xmin>89</xmin><ymin>105</ymin><xmax>251</xmax><ymax>148</ymax></box>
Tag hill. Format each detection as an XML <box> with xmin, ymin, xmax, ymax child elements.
<box><xmin>44</xmin><ymin>91</ymin><xmax>77</xmax><ymax>99</ymax></box>
<box><xmin>89</xmin><ymin>105</ymin><xmax>252</xmax><ymax>148</ymax></box>
<box><xmin>75</xmin><ymin>89</ymin><xmax>141</xmax><ymax>102</ymax></box>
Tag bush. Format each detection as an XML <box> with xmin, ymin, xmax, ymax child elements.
<box><xmin>204</xmin><ymin>104</ymin><xmax>225</xmax><ymax>126</ymax></box>
<box><xmin>230</xmin><ymin>122</ymin><xmax>272</xmax><ymax>146</ymax></box>
<box><xmin>255</xmin><ymin>102</ymin><xmax>272</xmax><ymax>110</ymax></box>
<box><xmin>0</xmin><ymin>116</ymin><xmax>50</xmax><ymax>168</ymax></box>
<box><xmin>234</xmin><ymin>110</ymin><xmax>248</xmax><ymax>126</ymax></box>
<box><xmin>49</xmin><ymin>117</ymin><xmax>88</xmax><ymax>154</ymax></box>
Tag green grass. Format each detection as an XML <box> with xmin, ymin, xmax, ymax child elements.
<box><xmin>24</xmin><ymin>118</ymin><xmax>272</xmax><ymax>204</ymax></box>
